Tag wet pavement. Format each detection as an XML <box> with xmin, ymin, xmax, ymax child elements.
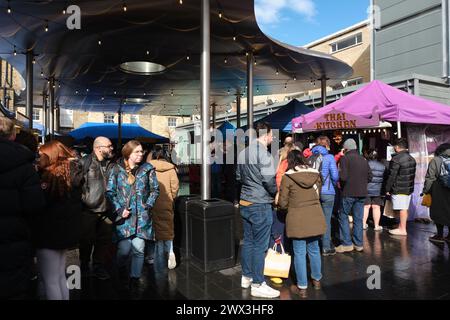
<box><xmin>63</xmin><ymin>221</ymin><xmax>450</xmax><ymax>300</ymax></box>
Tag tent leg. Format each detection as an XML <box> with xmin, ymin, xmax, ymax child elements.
<box><xmin>397</xmin><ymin>121</ymin><xmax>402</xmax><ymax>138</ymax></box>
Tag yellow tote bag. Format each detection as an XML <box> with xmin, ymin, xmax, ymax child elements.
<box><xmin>264</xmin><ymin>243</ymin><xmax>291</xmax><ymax>279</ymax></box>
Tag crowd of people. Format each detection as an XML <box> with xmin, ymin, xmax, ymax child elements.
<box><xmin>0</xmin><ymin>116</ymin><xmax>179</xmax><ymax>300</ymax></box>
<box><xmin>236</xmin><ymin>122</ymin><xmax>450</xmax><ymax>299</ymax></box>
<box><xmin>1</xmin><ymin>115</ymin><xmax>450</xmax><ymax>300</ymax></box>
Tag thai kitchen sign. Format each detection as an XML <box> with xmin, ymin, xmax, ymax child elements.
<box><xmin>297</xmin><ymin>109</ymin><xmax>380</xmax><ymax>132</ymax></box>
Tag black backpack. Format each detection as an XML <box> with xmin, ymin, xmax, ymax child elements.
<box><xmin>438</xmin><ymin>156</ymin><xmax>450</xmax><ymax>188</ymax></box>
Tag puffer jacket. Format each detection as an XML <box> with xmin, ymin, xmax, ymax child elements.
<box><xmin>367</xmin><ymin>160</ymin><xmax>386</xmax><ymax>196</ymax></box>
<box><xmin>106</xmin><ymin>159</ymin><xmax>160</xmax><ymax>242</ymax></box>
<box><xmin>278</xmin><ymin>166</ymin><xmax>326</xmax><ymax>239</ymax></box>
<box><xmin>385</xmin><ymin>151</ymin><xmax>416</xmax><ymax>195</ymax></box>
<box><xmin>149</xmin><ymin>159</ymin><xmax>179</xmax><ymax>241</ymax></box>
<box><xmin>311</xmin><ymin>145</ymin><xmax>339</xmax><ymax>195</ymax></box>
<box><xmin>0</xmin><ymin>139</ymin><xmax>45</xmax><ymax>299</ymax></box>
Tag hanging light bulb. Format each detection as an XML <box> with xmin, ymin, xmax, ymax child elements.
<box><xmin>254</xmin><ymin>59</ymin><xmax>257</xmax><ymax>65</ymax></box>
<box><xmin>58</xmin><ymin>83</ymin><xmax>61</xmax><ymax>88</ymax></box>
<box><xmin>224</xmin><ymin>57</ymin><xmax>228</xmax><ymax>64</ymax></box>
<box><xmin>284</xmin><ymin>83</ymin><xmax>287</xmax><ymax>91</ymax></box>
<box><xmin>179</xmin><ymin>0</ymin><xmax>183</xmax><ymax>4</ymax></box>
<box><xmin>186</xmin><ymin>54</ymin><xmax>190</xmax><ymax>60</ymax></box>
<box><xmin>293</xmin><ymin>75</ymin><xmax>297</xmax><ymax>81</ymax></box>
<box><xmin>63</xmin><ymin>5</ymin><xmax>66</xmax><ymax>14</ymax></box>
<box><xmin>75</xmin><ymin>90</ymin><xmax>79</xmax><ymax>94</ymax></box>
<box><xmin>7</xmin><ymin>1</ymin><xmax>11</xmax><ymax>14</ymax></box>
<box><xmin>101</xmin><ymin>96</ymin><xmax>105</xmax><ymax>101</ymax></box>
<box><xmin>218</xmin><ymin>11</ymin><xmax>222</xmax><ymax>19</ymax></box>
<box><xmin>232</xmin><ymin>36</ymin><xmax>236</xmax><ymax>41</ymax></box>
<box><xmin>227</xmin><ymin>88</ymin><xmax>230</xmax><ymax>95</ymax></box>
<box><xmin>98</xmin><ymin>39</ymin><xmax>102</xmax><ymax>46</ymax></box>
<box><xmin>44</xmin><ymin>21</ymin><xmax>49</xmax><ymax>32</ymax></box>
<box><xmin>123</xmin><ymin>2</ymin><xmax>127</xmax><ymax>12</ymax></box>
<box><xmin>171</xmin><ymin>89</ymin><xmax>174</xmax><ymax>96</ymax></box>
<box><xmin>40</xmin><ymin>69</ymin><xmax>44</xmax><ymax>77</ymax></box>
<box><xmin>13</xmin><ymin>46</ymin><xmax>17</xmax><ymax>56</ymax></box>
<box><xmin>146</xmin><ymin>50</ymin><xmax>150</xmax><ymax>55</ymax></box>
<box><xmin>86</xmin><ymin>88</ymin><xmax>89</xmax><ymax>92</ymax></box>
<box><xmin>276</xmin><ymin>69</ymin><xmax>279</xmax><ymax>75</ymax></box>
<box><xmin>256</xmin><ymin>86</ymin><xmax>259</xmax><ymax>93</ymax></box>
<box><xmin>32</xmin><ymin>57</ymin><xmax>36</xmax><ymax>64</ymax></box>
<box><xmin>114</xmin><ymin>91</ymin><xmax>117</xmax><ymax>95</ymax></box>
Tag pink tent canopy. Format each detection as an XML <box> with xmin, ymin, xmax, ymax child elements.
<box><xmin>291</xmin><ymin>80</ymin><xmax>450</xmax><ymax>131</ymax></box>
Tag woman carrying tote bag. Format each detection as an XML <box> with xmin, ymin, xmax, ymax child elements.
<box><xmin>278</xmin><ymin>150</ymin><xmax>326</xmax><ymax>299</ymax></box>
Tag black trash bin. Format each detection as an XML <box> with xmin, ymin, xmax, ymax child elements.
<box><xmin>174</xmin><ymin>194</ymin><xmax>201</xmax><ymax>259</ymax></box>
<box><xmin>187</xmin><ymin>199</ymin><xmax>235</xmax><ymax>273</ymax></box>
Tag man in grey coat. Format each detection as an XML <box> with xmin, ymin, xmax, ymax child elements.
<box><xmin>236</xmin><ymin>122</ymin><xmax>280</xmax><ymax>299</ymax></box>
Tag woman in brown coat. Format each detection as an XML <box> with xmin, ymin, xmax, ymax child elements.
<box><xmin>147</xmin><ymin>147</ymin><xmax>179</xmax><ymax>269</ymax></box>
<box><xmin>279</xmin><ymin>150</ymin><xmax>326</xmax><ymax>298</ymax></box>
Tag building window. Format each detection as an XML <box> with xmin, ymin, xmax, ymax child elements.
<box><xmin>346</xmin><ymin>77</ymin><xmax>363</xmax><ymax>87</ymax></box>
<box><xmin>104</xmin><ymin>113</ymin><xmax>115</xmax><ymax>123</ymax></box>
<box><xmin>330</xmin><ymin>32</ymin><xmax>362</xmax><ymax>53</ymax></box>
<box><xmin>32</xmin><ymin>109</ymin><xmax>40</xmax><ymax>121</ymax></box>
<box><xmin>130</xmin><ymin>114</ymin><xmax>139</xmax><ymax>124</ymax></box>
<box><xmin>168</xmin><ymin>117</ymin><xmax>177</xmax><ymax>128</ymax></box>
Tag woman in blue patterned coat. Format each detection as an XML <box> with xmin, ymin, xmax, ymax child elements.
<box><xmin>106</xmin><ymin>140</ymin><xmax>159</xmax><ymax>282</ymax></box>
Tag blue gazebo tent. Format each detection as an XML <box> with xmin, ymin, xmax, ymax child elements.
<box><xmin>69</xmin><ymin>122</ymin><xmax>170</xmax><ymax>143</ymax></box>
<box><xmin>240</xmin><ymin>99</ymin><xmax>315</xmax><ymax>132</ymax></box>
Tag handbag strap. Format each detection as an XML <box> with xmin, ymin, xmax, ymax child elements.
<box><xmin>272</xmin><ymin>242</ymin><xmax>286</xmax><ymax>255</ymax></box>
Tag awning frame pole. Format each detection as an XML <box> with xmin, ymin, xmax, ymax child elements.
<box><xmin>200</xmin><ymin>0</ymin><xmax>211</xmax><ymax>200</ymax></box>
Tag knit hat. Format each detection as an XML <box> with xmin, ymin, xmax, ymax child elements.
<box><xmin>343</xmin><ymin>138</ymin><xmax>357</xmax><ymax>150</ymax></box>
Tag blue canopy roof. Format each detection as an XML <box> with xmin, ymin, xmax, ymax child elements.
<box><xmin>69</xmin><ymin>122</ymin><xmax>169</xmax><ymax>143</ymax></box>
<box><xmin>241</xmin><ymin>99</ymin><xmax>315</xmax><ymax>132</ymax></box>
<box><xmin>217</xmin><ymin>121</ymin><xmax>236</xmax><ymax>137</ymax></box>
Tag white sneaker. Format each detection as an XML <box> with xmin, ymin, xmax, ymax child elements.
<box><xmin>241</xmin><ymin>276</ymin><xmax>253</xmax><ymax>289</ymax></box>
<box><xmin>363</xmin><ymin>224</ymin><xmax>368</xmax><ymax>230</ymax></box>
<box><xmin>250</xmin><ymin>282</ymin><xmax>280</xmax><ymax>298</ymax></box>
<box><xmin>374</xmin><ymin>226</ymin><xmax>383</xmax><ymax>231</ymax></box>
<box><xmin>168</xmin><ymin>252</ymin><xmax>177</xmax><ymax>269</ymax></box>
<box><xmin>348</xmin><ymin>216</ymin><xmax>353</xmax><ymax>223</ymax></box>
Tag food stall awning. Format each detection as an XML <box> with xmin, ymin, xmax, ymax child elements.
<box><xmin>292</xmin><ymin>80</ymin><xmax>450</xmax><ymax>132</ymax></box>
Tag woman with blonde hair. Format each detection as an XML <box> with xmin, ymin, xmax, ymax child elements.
<box><xmin>106</xmin><ymin>140</ymin><xmax>159</xmax><ymax>285</ymax></box>
<box><xmin>34</xmin><ymin>140</ymin><xmax>83</xmax><ymax>300</ymax></box>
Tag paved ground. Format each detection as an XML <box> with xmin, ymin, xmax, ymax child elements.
<box><xmin>61</xmin><ymin>221</ymin><xmax>450</xmax><ymax>300</ymax></box>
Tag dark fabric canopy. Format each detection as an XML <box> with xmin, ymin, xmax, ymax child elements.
<box><xmin>0</xmin><ymin>0</ymin><xmax>352</xmax><ymax>115</ymax></box>
<box><xmin>69</xmin><ymin>122</ymin><xmax>169</xmax><ymax>143</ymax></box>
<box><xmin>241</xmin><ymin>99</ymin><xmax>315</xmax><ymax>132</ymax></box>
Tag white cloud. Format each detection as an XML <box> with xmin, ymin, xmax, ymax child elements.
<box><xmin>255</xmin><ymin>0</ymin><xmax>317</xmax><ymax>25</ymax></box>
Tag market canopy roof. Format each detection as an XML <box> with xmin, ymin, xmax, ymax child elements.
<box><xmin>69</xmin><ymin>122</ymin><xmax>169</xmax><ymax>143</ymax></box>
<box><xmin>0</xmin><ymin>0</ymin><xmax>352</xmax><ymax>116</ymax></box>
<box><xmin>241</xmin><ymin>98</ymin><xmax>315</xmax><ymax>132</ymax></box>
<box><xmin>291</xmin><ymin>80</ymin><xmax>450</xmax><ymax>132</ymax></box>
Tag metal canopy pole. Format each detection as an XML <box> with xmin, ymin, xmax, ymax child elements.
<box><xmin>26</xmin><ymin>51</ymin><xmax>34</xmax><ymax>130</ymax></box>
<box><xmin>118</xmin><ymin>105</ymin><xmax>123</xmax><ymax>149</ymax></box>
<box><xmin>236</xmin><ymin>93</ymin><xmax>241</xmax><ymax>129</ymax></box>
<box><xmin>397</xmin><ymin>121</ymin><xmax>402</xmax><ymax>139</ymax></box>
<box><xmin>42</xmin><ymin>93</ymin><xmax>47</xmax><ymax>144</ymax></box>
<box><xmin>55</xmin><ymin>103</ymin><xmax>60</xmax><ymax>133</ymax></box>
<box><xmin>247</xmin><ymin>52</ymin><xmax>254</xmax><ymax>141</ymax></box>
<box><xmin>49</xmin><ymin>78</ymin><xmax>55</xmax><ymax>139</ymax></box>
<box><xmin>321</xmin><ymin>76</ymin><xmax>327</xmax><ymax>107</ymax></box>
<box><xmin>200</xmin><ymin>0</ymin><xmax>211</xmax><ymax>200</ymax></box>
<box><xmin>212</xmin><ymin>104</ymin><xmax>216</xmax><ymax>129</ymax></box>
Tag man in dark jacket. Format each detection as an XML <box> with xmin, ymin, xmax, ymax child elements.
<box><xmin>0</xmin><ymin>117</ymin><xmax>45</xmax><ymax>299</ymax></box>
<box><xmin>236</xmin><ymin>122</ymin><xmax>280</xmax><ymax>299</ymax></box>
<box><xmin>385</xmin><ymin>138</ymin><xmax>416</xmax><ymax>236</ymax></box>
<box><xmin>336</xmin><ymin>139</ymin><xmax>372</xmax><ymax>253</ymax></box>
<box><xmin>79</xmin><ymin>136</ymin><xmax>115</xmax><ymax>279</ymax></box>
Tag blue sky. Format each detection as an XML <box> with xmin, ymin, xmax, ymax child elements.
<box><xmin>255</xmin><ymin>0</ymin><xmax>371</xmax><ymax>46</ymax></box>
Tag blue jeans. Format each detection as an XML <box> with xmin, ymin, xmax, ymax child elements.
<box><xmin>292</xmin><ymin>237</ymin><xmax>322</xmax><ymax>289</ymax></box>
<box><xmin>339</xmin><ymin>197</ymin><xmax>365</xmax><ymax>247</ymax></box>
<box><xmin>269</xmin><ymin>209</ymin><xmax>286</xmax><ymax>251</ymax></box>
<box><xmin>240</xmin><ymin>203</ymin><xmax>273</xmax><ymax>285</ymax></box>
<box><xmin>155</xmin><ymin>240</ymin><xmax>173</xmax><ymax>255</ymax></box>
<box><xmin>145</xmin><ymin>240</ymin><xmax>155</xmax><ymax>261</ymax></box>
<box><xmin>117</xmin><ymin>237</ymin><xmax>145</xmax><ymax>278</ymax></box>
<box><xmin>320</xmin><ymin>194</ymin><xmax>335</xmax><ymax>251</ymax></box>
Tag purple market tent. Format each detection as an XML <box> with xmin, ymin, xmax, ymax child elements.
<box><xmin>291</xmin><ymin>80</ymin><xmax>450</xmax><ymax>130</ymax></box>
<box><xmin>291</xmin><ymin>80</ymin><xmax>450</xmax><ymax>221</ymax></box>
